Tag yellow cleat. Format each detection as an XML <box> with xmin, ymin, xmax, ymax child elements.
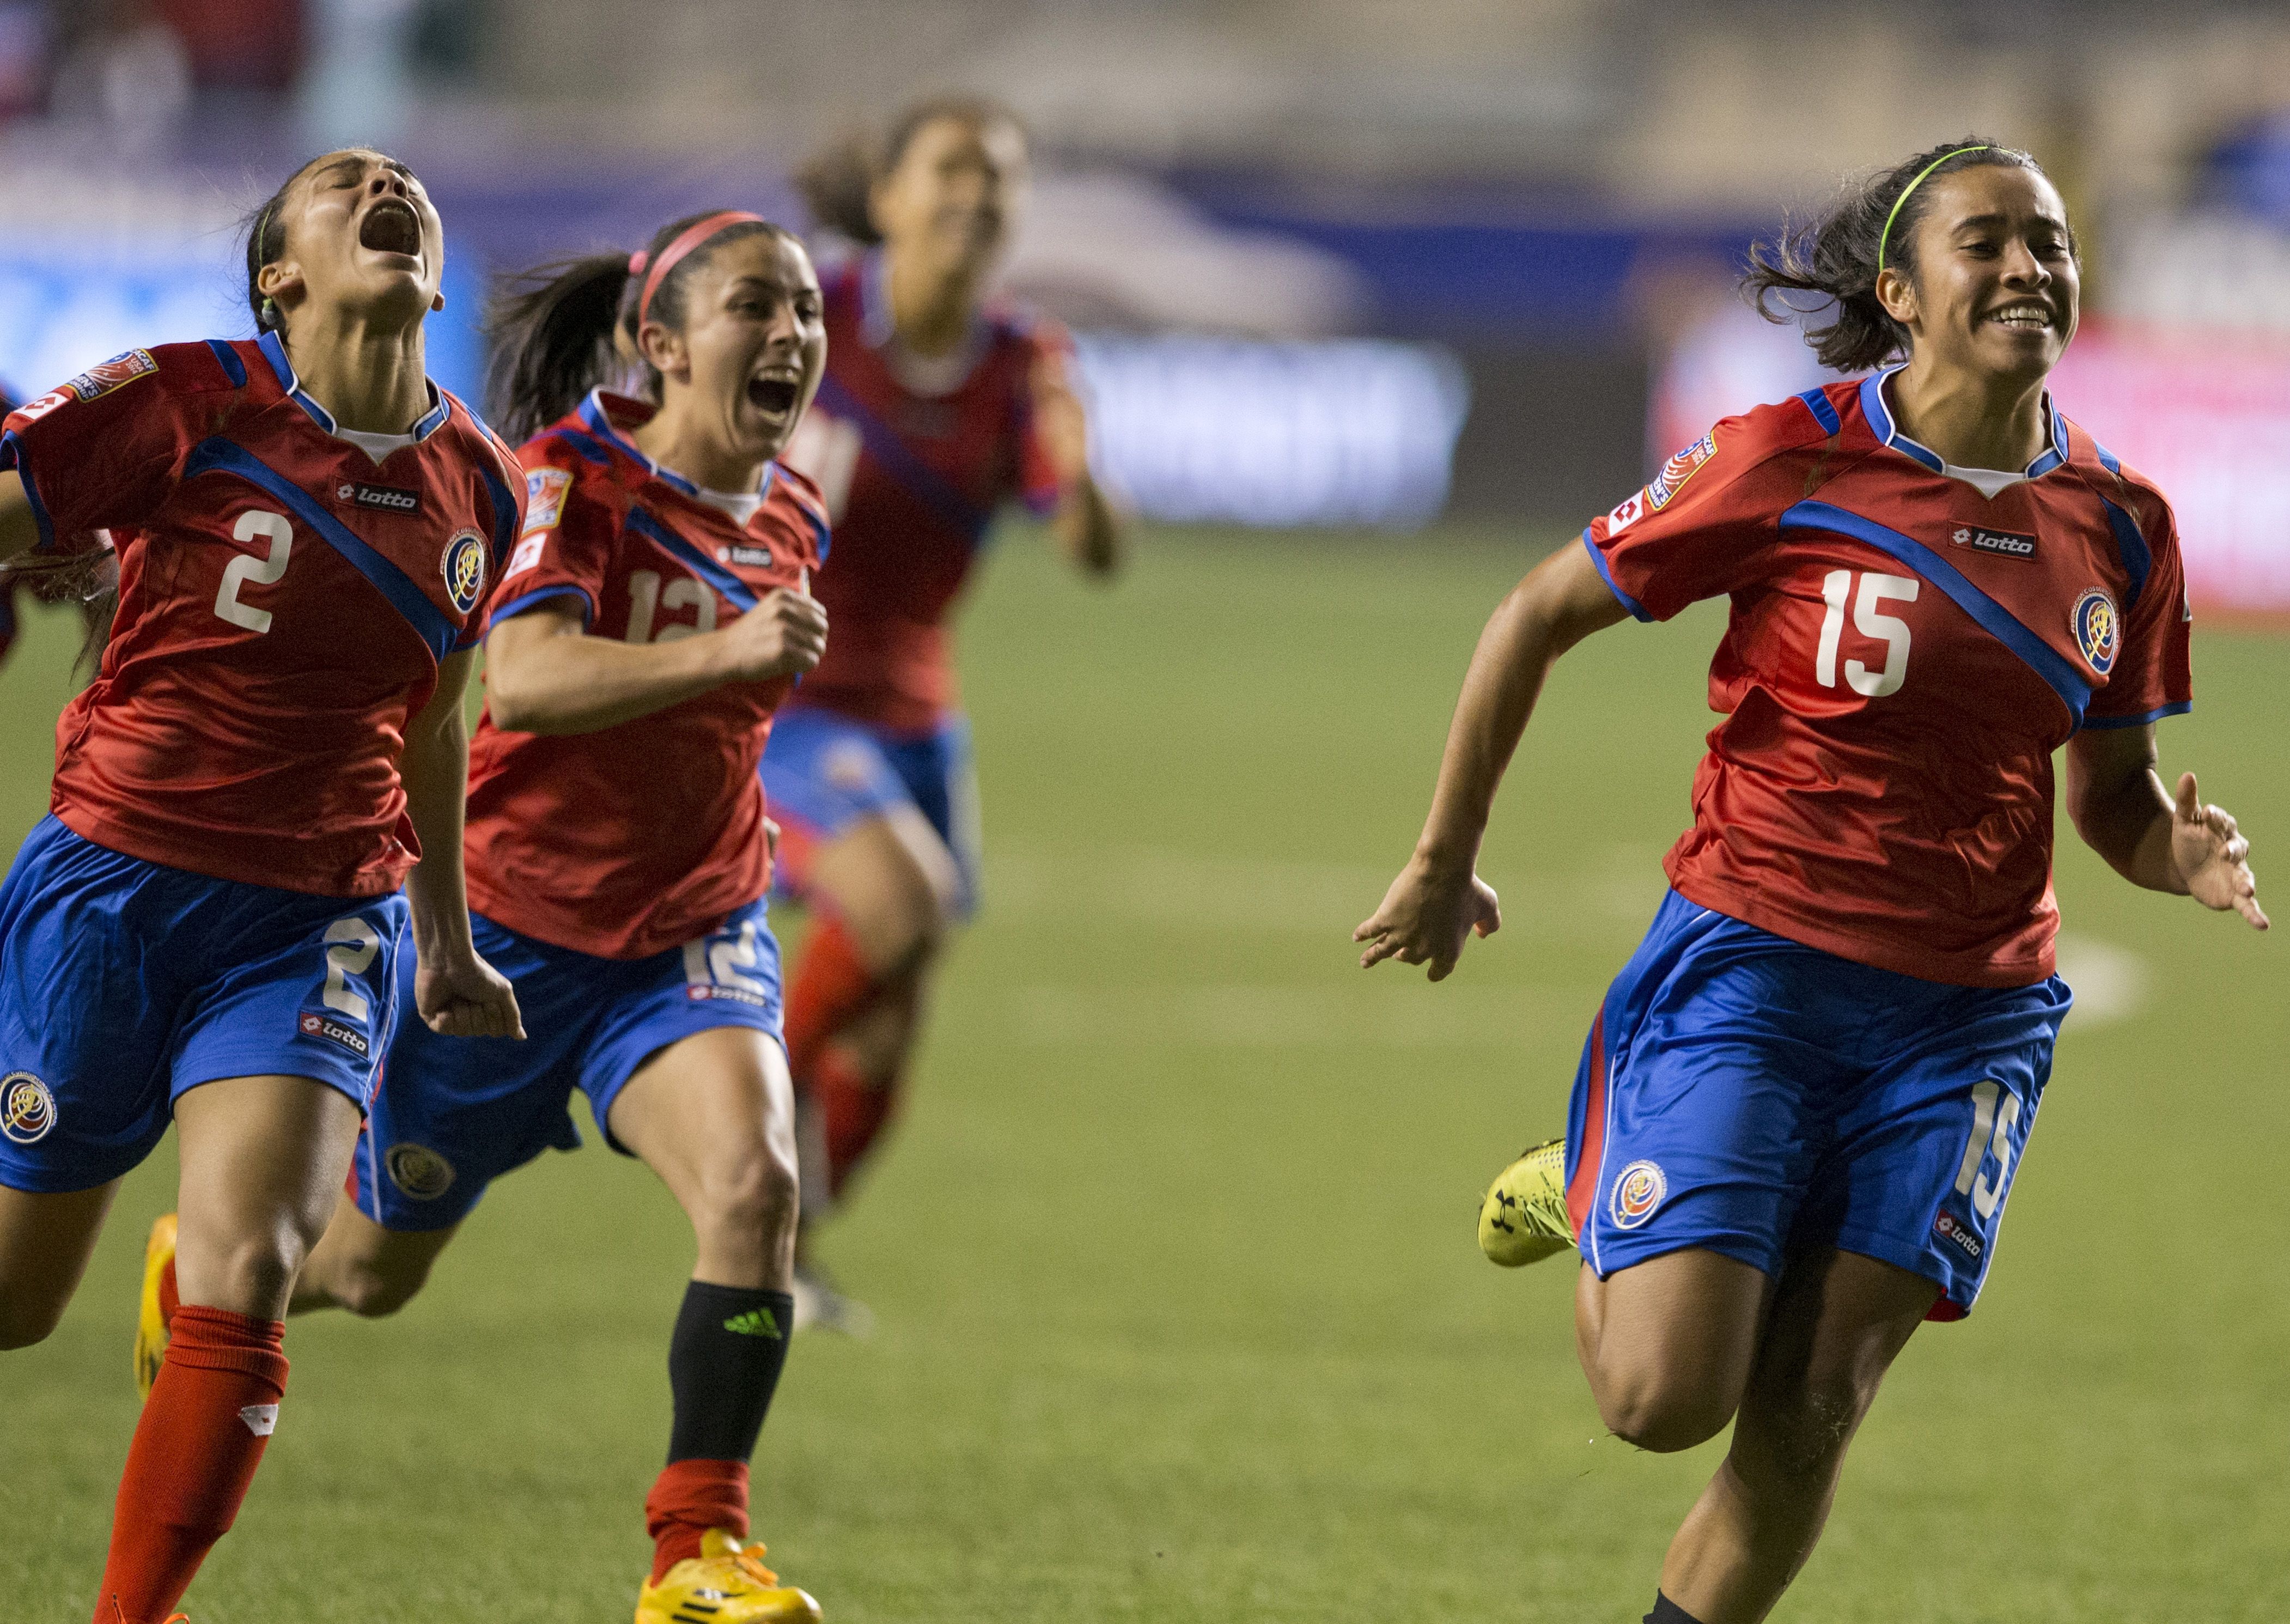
<box><xmin>135</xmin><ymin>1213</ymin><xmax>179</xmax><ymax>1401</ymax></box>
<box><xmin>1478</xmin><ymin>1138</ymin><xmax>1575</xmax><ymax>1267</ymax></box>
<box><xmin>637</xmin><ymin>1529</ymin><xmax>821</xmax><ymax>1623</ymax></box>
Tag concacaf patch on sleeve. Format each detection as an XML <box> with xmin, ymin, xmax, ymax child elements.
<box><xmin>1644</xmin><ymin>430</ymin><xmax>1718</xmax><ymax>513</ymax></box>
<box><xmin>65</xmin><ymin>349</ymin><xmax>159</xmax><ymax>404</ymax></box>
<box><xmin>521</xmin><ymin>466</ymin><xmax>572</xmax><ymax>536</ymax></box>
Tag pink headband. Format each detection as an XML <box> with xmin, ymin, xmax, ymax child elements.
<box><xmin>628</xmin><ymin>210</ymin><xmax>767</xmax><ymax>330</ymax></box>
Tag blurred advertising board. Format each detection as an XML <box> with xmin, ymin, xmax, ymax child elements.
<box><xmin>1651</xmin><ymin>303</ymin><xmax>2290</xmax><ymax>624</ymax></box>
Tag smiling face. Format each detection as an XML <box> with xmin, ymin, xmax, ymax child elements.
<box><xmin>639</xmin><ymin>232</ymin><xmax>826</xmax><ymax>466</ymax></box>
<box><xmin>870</xmin><ymin>113</ymin><xmax>1029</xmax><ymax>288</ymax></box>
<box><xmin>1880</xmin><ymin>163</ymin><xmax>2079</xmax><ymax>388</ymax></box>
<box><xmin>258</xmin><ymin>150</ymin><xmax>446</xmax><ymax>336</ymax></box>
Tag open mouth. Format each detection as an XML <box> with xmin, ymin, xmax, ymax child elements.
<box><xmin>358</xmin><ymin>198</ymin><xmax>423</xmax><ymax>258</ymax></box>
<box><xmin>747</xmin><ymin>375</ymin><xmax>800</xmax><ymax>417</ymax></box>
<box><xmin>1986</xmin><ymin>303</ymin><xmax>2053</xmax><ymax>332</ymax></box>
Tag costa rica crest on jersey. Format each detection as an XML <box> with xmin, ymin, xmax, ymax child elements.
<box><xmin>2072</xmin><ymin>586</ymin><xmax>2119</xmax><ymax>675</ymax></box>
<box><xmin>442</xmin><ymin>529</ymin><xmax>488</xmax><ymax>615</ymax></box>
<box><xmin>2</xmin><ymin>1071</ymin><xmax>56</xmax><ymax>1144</ymax></box>
<box><xmin>1610</xmin><ymin>1159</ymin><xmax>1667</xmax><ymax>1230</ymax></box>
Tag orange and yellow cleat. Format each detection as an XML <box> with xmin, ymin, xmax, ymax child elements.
<box><xmin>134</xmin><ymin>1212</ymin><xmax>179</xmax><ymax>1401</ymax></box>
<box><xmin>636</xmin><ymin>1529</ymin><xmax>821</xmax><ymax>1623</ymax></box>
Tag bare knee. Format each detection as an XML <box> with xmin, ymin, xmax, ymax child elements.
<box><xmin>690</xmin><ymin>1143</ymin><xmax>801</xmax><ymax>1256</ymax></box>
<box><xmin>330</xmin><ymin>1252</ymin><xmax>435</xmax><ymax>1318</ymax></box>
<box><xmin>1594</xmin><ymin>1366</ymin><xmax>1741</xmax><ymax>1453</ymax></box>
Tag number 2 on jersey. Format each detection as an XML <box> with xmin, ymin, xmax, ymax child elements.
<box><xmin>214</xmin><ymin>509</ymin><xmax>294</xmax><ymax>634</ymax></box>
<box><xmin>1816</xmin><ymin>569</ymin><xmax>1919</xmax><ymax>697</ymax></box>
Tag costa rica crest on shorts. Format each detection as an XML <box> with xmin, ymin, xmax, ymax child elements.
<box><xmin>442</xmin><ymin>529</ymin><xmax>488</xmax><ymax>616</ymax></box>
<box><xmin>1610</xmin><ymin>1159</ymin><xmax>1667</xmax><ymax>1229</ymax></box>
<box><xmin>2072</xmin><ymin>586</ymin><xmax>2119</xmax><ymax>675</ymax></box>
<box><xmin>2</xmin><ymin>1071</ymin><xmax>56</xmax><ymax>1144</ymax></box>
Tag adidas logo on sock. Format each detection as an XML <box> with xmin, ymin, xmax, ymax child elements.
<box><xmin>722</xmin><ymin>1308</ymin><xmax>783</xmax><ymax>1340</ymax></box>
<box><xmin>239</xmin><ymin>1403</ymin><xmax>279</xmax><ymax>1437</ymax></box>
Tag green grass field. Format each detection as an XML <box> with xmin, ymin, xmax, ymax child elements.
<box><xmin>2</xmin><ymin>529</ymin><xmax>2284</xmax><ymax>1623</ymax></box>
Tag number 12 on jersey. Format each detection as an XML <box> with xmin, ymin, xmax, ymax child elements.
<box><xmin>1816</xmin><ymin>569</ymin><xmax>1919</xmax><ymax>698</ymax></box>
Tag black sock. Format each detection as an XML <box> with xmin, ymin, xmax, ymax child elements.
<box><xmin>666</xmin><ymin>1281</ymin><xmax>796</xmax><ymax>1463</ymax></box>
<box><xmin>1647</xmin><ymin>1594</ymin><xmax>1705</xmax><ymax>1624</ymax></box>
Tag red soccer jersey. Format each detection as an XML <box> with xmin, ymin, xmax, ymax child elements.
<box><xmin>464</xmin><ymin>392</ymin><xmax>831</xmax><ymax>960</ymax></box>
<box><xmin>1585</xmin><ymin>371</ymin><xmax>2192</xmax><ymax>988</ymax></box>
<box><xmin>779</xmin><ymin>252</ymin><xmax>1068</xmax><ymax>733</ymax></box>
<box><xmin>1</xmin><ymin>334</ymin><xmax>521</xmax><ymax>897</ymax></box>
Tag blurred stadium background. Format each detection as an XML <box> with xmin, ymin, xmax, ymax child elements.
<box><xmin>2</xmin><ymin>3</ymin><xmax>2285</xmax><ymax>1621</ymax></box>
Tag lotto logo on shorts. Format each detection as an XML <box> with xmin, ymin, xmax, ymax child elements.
<box><xmin>685</xmin><ymin>983</ymin><xmax>770</xmax><ymax>1007</ymax></box>
<box><xmin>299</xmin><ymin>1011</ymin><xmax>370</xmax><ymax>1057</ymax></box>
<box><xmin>442</xmin><ymin>530</ymin><xmax>488</xmax><ymax>616</ymax></box>
<box><xmin>1933</xmin><ymin>1210</ymin><xmax>1984</xmax><ymax>1261</ymax></box>
<box><xmin>2073</xmin><ymin>587</ymin><xmax>2119</xmax><ymax>676</ymax></box>
<box><xmin>1609</xmin><ymin>1159</ymin><xmax>1667</xmax><ymax>1230</ymax></box>
<box><xmin>1</xmin><ymin>1072</ymin><xmax>56</xmax><ymax>1145</ymax></box>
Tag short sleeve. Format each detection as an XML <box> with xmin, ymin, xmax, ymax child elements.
<box><xmin>1</xmin><ymin>346</ymin><xmax>216</xmax><ymax>552</ymax></box>
<box><xmin>1582</xmin><ymin>406</ymin><xmax>1812</xmax><ymax>623</ymax></box>
<box><xmin>2082</xmin><ymin>497</ymin><xmax>2194</xmax><ymax>729</ymax></box>
<box><xmin>488</xmin><ymin>447</ymin><xmax>614</xmax><ymax>630</ymax></box>
<box><xmin>1013</xmin><ymin>321</ymin><xmax>1076</xmax><ymax>516</ymax></box>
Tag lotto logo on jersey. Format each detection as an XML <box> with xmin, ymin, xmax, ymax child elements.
<box><xmin>299</xmin><ymin>1011</ymin><xmax>370</xmax><ymax>1057</ymax></box>
<box><xmin>1606</xmin><ymin>489</ymin><xmax>1647</xmax><ymax>535</ymax></box>
<box><xmin>1645</xmin><ymin>431</ymin><xmax>1717</xmax><ymax>513</ymax></box>
<box><xmin>522</xmin><ymin>466</ymin><xmax>572</xmax><ymax>534</ymax></box>
<box><xmin>720</xmin><ymin>543</ymin><xmax>776</xmax><ymax>568</ymax></box>
<box><xmin>1933</xmin><ymin>1209</ymin><xmax>1984</xmax><ymax>1261</ymax></box>
<box><xmin>1951</xmin><ymin>524</ymin><xmax>2036</xmax><ymax>559</ymax></box>
<box><xmin>442</xmin><ymin>530</ymin><xmax>488</xmax><ymax>615</ymax></box>
<box><xmin>1609</xmin><ymin>1159</ymin><xmax>1667</xmax><ymax>1230</ymax></box>
<box><xmin>2072</xmin><ymin>587</ymin><xmax>2120</xmax><ymax>675</ymax></box>
<box><xmin>64</xmin><ymin>348</ymin><xmax>158</xmax><ymax>404</ymax></box>
<box><xmin>1</xmin><ymin>1071</ymin><xmax>56</xmax><ymax>1145</ymax></box>
<box><xmin>338</xmin><ymin>479</ymin><xmax>422</xmax><ymax>515</ymax></box>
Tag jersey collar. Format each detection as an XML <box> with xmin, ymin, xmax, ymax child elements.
<box><xmin>576</xmin><ymin>388</ymin><xmax>781</xmax><ymax>523</ymax></box>
<box><xmin>1860</xmin><ymin>366</ymin><xmax>2069</xmax><ymax>480</ymax></box>
<box><xmin>856</xmin><ymin>248</ymin><xmax>990</xmax><ymax>396</ymax></box>
<box><xmin>257</xmin><ymin>329</ymin><xmax>450</xmax><ymax>443</ymax></box>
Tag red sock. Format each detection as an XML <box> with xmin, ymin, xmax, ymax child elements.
<box><xmin>645</xmin><ymin>1458</ymin><xmax>750</xmax><ymax>1583</ymax></box>
<box><xmin>817</xmin><ymin>1046</ymin><xmax>902</xmax><ymax>1196</ymax></box>
<box><xmin>783</xmin><ymin>914</ymin><xmax>882</xmax><ymax>1082</ymax></box>
<box><xmin>95</xmin><ymin>1306</ymin><xmax>288</xmax><ymax>1624</ymax></box>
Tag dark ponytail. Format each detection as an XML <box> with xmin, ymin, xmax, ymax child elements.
<box><xmin>794</xmin><ymin>93</ymin><xmax>1028</xmax><ymax>246</ymax></box>
<box><xmin>1742</xmin><ymin>138</ymin><xmax>2056</xmax><ymax>373</ymax></box>
<box><xmin>483</xmin><ymin>214</ymin><xmax>791</xmax><ymax>445</ymax></box>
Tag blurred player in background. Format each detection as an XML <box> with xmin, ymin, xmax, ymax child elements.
<box><xmin>0</xmin><ymin>149</ymin><xmax>523</xmax><ymax>1624</ymax></box>
<box><xmin>257</xmin><ymin>210</ymin><xmax>833</xmax><ymax>1623</ymax></box>
<box><xmin>1355</xmin><ymin>141</ymin><xmax>2265</xmax><ymax>1624</ymax></box>
<box><xmin>772</xmin><ymin>95</ymin><xmax>1123</xmax><ymax>1323</ymax></box>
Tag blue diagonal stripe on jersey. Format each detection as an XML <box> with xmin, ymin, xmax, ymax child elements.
<box><xmin>813</xmin><ymin>375</ymin><xmax>993</xmax><ymax>546</ymax></box>
<box><xmin>625</xmin><ymin>506</ymin><xmax>760</xmax><ymax>613</ymax></box>
<box><xmin>184</xmin><ymin>438</ymin><xmax>456</xmax><ymax>660</ymax></box>
<box><xmin>1778</xmin><ymin>500</ymin><xmax>2092</xmax><ymax>726</ymax></box>
<box><xmin>2098</xmin><ymin>498</ymin><xmax>2151</xmax><ymax>611</ymax></box>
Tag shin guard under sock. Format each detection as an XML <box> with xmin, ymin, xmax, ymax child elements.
<box><xmin>95</xmin><ymin>1306</ymin><xmax>288</xmax><ymax>1624</ymax></box>
<box><xmin>1647</xmin><ymin>1592</ymin><xmax>1707</xmax><ymax>1624</ymax></box>
<box><xmin>651</xmin><ymin>1282</ymin><xmax>795</xmax><ymax>1582</ymax></box>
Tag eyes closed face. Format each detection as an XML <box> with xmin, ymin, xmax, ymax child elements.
<box><xmin>264</xmin><ymin>149</ymin><xmax>447</xmax><ymax>328</ymax></box>
<box><xmin>664</xmin><ymin>233</ymin><xmax>828</xmax><ymax>463</ymax></box>
<box><xmin>1893</xmin><ymin>165</ymin><xmax>2081</xmax><ymax>385</ymax></box>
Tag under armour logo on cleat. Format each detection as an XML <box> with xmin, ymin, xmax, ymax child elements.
<box><xmin>721</xmin><ymin>1308</ymin><xmax>784</xmax><ymax>1340</ymax></box>
<box><xmin>239</xmin><ymin>1403</ymin><xmax>278</xmax><ymax>1437</ymax></box>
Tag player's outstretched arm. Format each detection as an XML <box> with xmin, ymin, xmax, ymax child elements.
<box><xmin>1355</xmin><ymin>539</ymin><xmax>1630</xmax><ymax>980</ymax></box>
<box><xmin>403</xmin><ymin>649</ymin><xmax>527</xmax><ymax>1038</ymax></box>
<box><xmin>1032</xmin><ymin>351</ymin><xmax>1123</xmax><ymax>577</ymax></box>
<box><xmin>484</xmin><ymin>591</ymin><xmax>827</xmax><ymax>736</ymax></box>
<box><xmin>2066</xmin><ymin>726</ymin><xmax>2267</xmax><ymax>930</ymax></box>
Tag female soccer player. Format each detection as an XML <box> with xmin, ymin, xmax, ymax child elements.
<box><xmin>0</xmin><ymin>149</ymin><xmax>522</xmax><ymax>1624</ymax></box>
<box><xmin>271</xmin><ymin>210</ymin><xmax>834</xmax><ymax>1622</ymax></box>
<box><xmin>768</xmin><ymin>96</ymin><xmax>1122</xmax><ymax>1306</ymax></box>
<box><xmin>1355</xmin><ymin>141</ymin><xmax>2264</xmax><ymax>1624</ymax></box>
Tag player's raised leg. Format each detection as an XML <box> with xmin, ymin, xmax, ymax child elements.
<box><xmin>610</xmin><ymin>1026</ymin><xmax>818</xmax><ymax>1623</ymax></box>
<box><xmin>97</xmin><ymin>1074</ymin><xmax>360</xmax><ymax>1624</ymax></box>
<box><xmin>291</xmin><ymin>1197</ymin><xmax>462</xmax><ymax>1317</ymax></box>
<box><xmin>0</xmin><ymin>1182</ymin><xmax>118</xmax><ymax>1349</ymax></box>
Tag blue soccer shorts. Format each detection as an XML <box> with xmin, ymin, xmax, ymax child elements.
<box><xmin>1563</xmin><ymin>890</ymin><xmax>2073</xmax><ymax>1319</ymax></box>
<box><xmin>0</xmin><ymin>815</ymin><xmax>406</xmax><ymax>1194</ymax></box>
<box><xmin>759</xmin><ymin>706</ymin><xmax>982</xmax><ymax>917</ymax></box>
<box><xmin>351</xmin><ymin>896</ymin><xmax>785</xmax><ymax>1231</ymax></box>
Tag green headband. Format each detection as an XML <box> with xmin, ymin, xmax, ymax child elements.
<box><xmin>1877</xmin><ymin>145</ymin><xmax>1991</xmax><ymax>274</ymax></box>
